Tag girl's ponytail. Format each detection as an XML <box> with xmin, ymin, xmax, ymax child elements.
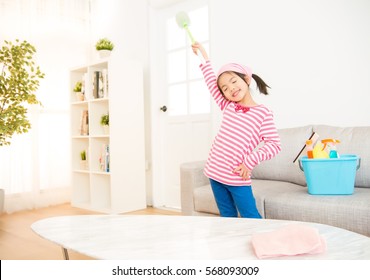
<box><xmin>251</xmin><ymin>73</ymin><xmax>270</xmax><ymax>95</ymax></box>
<box><xmin>233</xmin><ymin>72</ymin><xmax>271</xmax><ymax>95</ymax></box>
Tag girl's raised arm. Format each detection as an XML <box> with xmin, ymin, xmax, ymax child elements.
<box><xmin>191</xmin><ymin>43</ymin><xmax>229</xmax><ymax>110</ymax></box>
<box><xmin>191</xmin><ymin>42</ymin><xmax>209</xmax><ymax>62</ymax></box>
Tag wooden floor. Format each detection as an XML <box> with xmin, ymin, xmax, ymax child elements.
<box><xmin>0</xmin><ymin>203</ymin><xmax>180</xmax><ymax>260</ymax></box>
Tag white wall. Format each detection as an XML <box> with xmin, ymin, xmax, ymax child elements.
<box><xmin>209</xmin><ymin>0</ymin><xmax>370</xmax><ymax>128</ymax></box>
<box><xmin>90</xmin><ymin>0</ymin><xmax>149</xmax><ymax>63</ymax></box>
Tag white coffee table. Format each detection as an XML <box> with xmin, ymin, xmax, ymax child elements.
<box><xmin>31</xmin><ymin>215</ymin><xmax>370</xmax><ymax>260</ymax></box>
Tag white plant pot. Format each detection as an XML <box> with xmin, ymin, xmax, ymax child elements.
<box><xmin>103</xmin><ymin>125</ymin><xmax>109</xmax><ymax>135</ymax></box>
<box><xmin>80</xmin><ymin>160</ymin><xmax>88</xmax><ymax>170</ymax></box>
<box><xmin>98</xmin><ymin>50</ymin><xmax>111</xmax><ymax>59</ymax></box>
<box><xmin>75</xmin><ymin>92</ymin><xmax>84</xmax><ymax>101</ymax></box>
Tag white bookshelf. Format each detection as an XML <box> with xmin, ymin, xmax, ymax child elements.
<box><xmin>70</xmin><ymin>58</ymin><xmax>146</xmax><ymax>214</ymax></box>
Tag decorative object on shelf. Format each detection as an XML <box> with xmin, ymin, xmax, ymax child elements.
<box><xmin>92</xmin><ymin>69</ymin><xmax>108</xmax><ymax>99</ymax></box>
<box><xmin>0</xmin><ymin>39</ymin><xmax>45</xmax><ymax>146</ymax></box>
<box><xmin>80</xmin><ymin>110</ymin><xmax>89</xmax><ymax>136</ymax></box>
<box><xmin>73</xmin><ymin>81</ymin><xmax>82</xmax><ymax>92</ymax></box>
<box><xmin>100</xmin><ymin>113</ymin><xmax>109</xmax><ymax>134</ymax></box>
<box><xmin>80</xmin><ymin>150</ymin><xmax>88</xmax><ymax>170</ymax></box>
<box><xmin>99</xmin><ymin>144</ymin><xmax>110</xmax><ymax>172</ymax></box>
<box><xmin>73</xmin><ymin>81</ymin><xmax>84</xmax><ymax>101</ymax></box>
<box><xmin>95</xmin><ymin>38</ymin><xmax>114</xmax><ymax>59</ymax></box>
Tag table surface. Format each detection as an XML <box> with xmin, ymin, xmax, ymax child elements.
<box><xmin>31</xmin><ymin>215</ymin><xmax>370</xmax><ymax>260</ymax></box>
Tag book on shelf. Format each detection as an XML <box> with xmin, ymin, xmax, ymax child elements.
<box><xmin>80</xmin><ymin>109</ymin><xmax>89</xmax><ymax>136</ymax></box>
<box><xmin>92</xmin><ymin>69</ymin><xmax>108</xmax><ymax>99</ymax></box>
<box><xmin>98</xmin><ymin>71</ymin><xmax>104</xmax><ymax>98</ymax></box>
<box><xmin>99</xmin><ymin>144</ymin><xmax>110</xmax><ymax>172</ymax></box>
<box><xmin>93</xmin><ymin>71</ymin><xmax>99</xmax><ymax>99</ymax></box>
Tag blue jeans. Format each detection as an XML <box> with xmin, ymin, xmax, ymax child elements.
<box><xmin>209</xmin><ymin>179</ymin><xmax>262</xmax><ymax>218</ymax></box>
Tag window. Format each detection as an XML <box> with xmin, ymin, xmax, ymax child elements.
<box><xmin>0</xmin><ymin>0</ymin><xmax>89</xmax><ymax>213</ymax></box>
<box><xmin>165</xmin><ymin>6</ymin><xmax>210</xmax><ymax>116</ymax></box>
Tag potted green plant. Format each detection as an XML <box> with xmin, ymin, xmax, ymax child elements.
<box><xmin>0</xmin><ymin>39</ymin><xmax>45</xmax><ymax>146</ymax></box>
<box><xmin>80</xmin><ymin>150</ymin><xmax>86</xmax><ymax>160</ymax></box>
<box><xmin>73</xmin><ymin>81</ymin><xmax>84</xmax><ymax>101</ymax></box>
<box><xmin>95</xmin><ymin>38</ymin><xmax>114</xmax><ymax>58</ymax></box>
<box><xmin>100</xmin><ymin>113</ymin><xmax>109</xmax><ymax>134</ymax></box>
<box><xmin>80</xmin><ymin>150</ymin><xmax>88</xmax><ymax>170</ymax></box>
<box><xmin>73</xmin><ymin>81</ymin><xmax>82</xmax><ymax>92</ymax></box>
<box><xmin>0</xmin><ymin>39</ymin><xmax>44</xmax><ymax>212</ymax></box>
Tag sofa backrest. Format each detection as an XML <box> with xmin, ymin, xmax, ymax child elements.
<box><xmin>252</xmin><ymin>125</ymin><xmax>370</xmax><ymax>188</ymax></box>
<box><xmin>252</xmin><ymin>125</ymin><xmax>313</xmax><ymax>186</ymax></box>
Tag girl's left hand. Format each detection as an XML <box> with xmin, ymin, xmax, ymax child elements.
<box><xmin>233</xmin><ymin>164</ymin><xmax>251</xmax><ymax>180</ymax></box>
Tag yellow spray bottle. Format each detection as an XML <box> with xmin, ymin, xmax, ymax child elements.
<box><xmin>312</xmin><ymin>141</ymin><xmax>329</xmax><ymax>159</ymax></box>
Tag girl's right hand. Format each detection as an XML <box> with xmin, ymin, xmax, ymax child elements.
<box><xmin>233</xmin><ymin>163</ymin><xmax>252</xmax><ymax>181</ymax></box>
<box><xmin>191</xmin><ymin>42</ymin><xmax>209</xmax><ymax>61</ymax></box>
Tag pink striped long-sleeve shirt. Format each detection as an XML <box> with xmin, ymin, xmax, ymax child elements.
<box><xmin>201</xmin><ymin>61</ymin><xmax>281</xmax><ymax>186</ymax></box>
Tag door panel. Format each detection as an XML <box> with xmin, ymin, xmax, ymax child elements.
<box><xmin>150</xmin><ymin>2</ymin><xmax>210</xmax><ymax>209</ymax></box>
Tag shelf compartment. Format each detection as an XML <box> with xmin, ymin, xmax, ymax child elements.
<box><xmin>90</xmin><ymin>137</ymin><xmax>110</xmax><ymax>173</ymax></box>
<box><xmin>70</xmin><ymin>67</ymin><xmax>88</xmax><ymax>102</ymax></box>
<box><xmin>88</xmin><ymin>61</ymin><xmax>108</xmax><ymax>100</ymax></box>
<box><xmin>71</xmin><ymin>172</ymin><xmax>90</xmax><ymax>205</ymax></box>
<box><xmin>71</xmin><ymin>138</ymin><xmax>89</xmax><ymax>171</ymax></box>
<box><xmin>89</xmin><ymin>98</ymin><xmax>109</xmax><ymax>136</ymax></box>
<box><xmin>71</xmin><ymin>103</ymin><xmax>89</xmax><ymax>136</ymax></box>
<box><xmin>90</xmin><ymin>174</ymin><xmax>111</xmax><ymax>210</ymax></box>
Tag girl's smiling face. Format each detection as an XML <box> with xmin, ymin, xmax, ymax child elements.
<box><xmin>217</xmin><ymin>71</ymin><xmax>250</xmax><ymax>103</ymax></box>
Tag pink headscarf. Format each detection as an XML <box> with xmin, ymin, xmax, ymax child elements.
<box><xmin>217</xmin><ymin>63</ymin><xmax>253</xmax><ymax>80</ymax></box>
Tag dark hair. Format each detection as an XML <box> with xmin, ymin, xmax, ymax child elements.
<box><xmin>235</xmin><ymin>72</ymin><xmax>270</xmax><ymax>95</ymax></box>
<box><xmin>217</xmin><ymin>71</ymin><xmax>270</xmax><ymax>95</ymax></box>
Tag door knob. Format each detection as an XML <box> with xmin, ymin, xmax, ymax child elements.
<box><xmin>160</xmin><ymin>105</ymin><xmax>167</xmax><ymax>112</ymax></box>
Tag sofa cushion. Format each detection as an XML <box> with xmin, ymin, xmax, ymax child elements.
<box><xmin>253</xmin><ymin>179</ymin><xmax>306</xmax><ymax>218</ymax></box>
<box><xmin>313</xmin><ymin>125</ymin><xmax>370</xmax><ymax>188</ymax></box>
<box><xmin>264</xmin><ymin>187</ymin><xmax>370</xmax><ymax>237</ymax></box>
<box><xmin>193</xmin><ymin>184</ymin><xmax>219</xmax><ymax>215</ymax></box>
<box><xmin>252</xmin><ymin>125</ymin><xmax>313</xmax><ymax>186</ymax></box>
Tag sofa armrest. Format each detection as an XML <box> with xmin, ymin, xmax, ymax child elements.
<box><xmin>180</xmin><ymin>160</ymin><xmax>208</xmax><ymax>215</ymax></box>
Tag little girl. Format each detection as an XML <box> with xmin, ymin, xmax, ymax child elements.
<box><xmin>192</xmin><ymin>43</ymin><xmax>281</xmax><ymax>218</ymax></box>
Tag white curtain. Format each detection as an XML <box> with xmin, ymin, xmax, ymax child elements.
<box><xmin>0</xmin><ymin>0</ymin><xmax>90</xmax><ymax>213</ymax></box>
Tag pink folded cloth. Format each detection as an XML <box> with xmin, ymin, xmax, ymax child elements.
<box><xmin>251</xmin><ymin>224</ymin><xmax>327</xmax><ymax>259</ymax></box>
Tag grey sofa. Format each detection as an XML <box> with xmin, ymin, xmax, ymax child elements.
<box><xmin>180</xmin><ymin>125</ymin><xmax>370</xmax><ymax>237</ymax></box>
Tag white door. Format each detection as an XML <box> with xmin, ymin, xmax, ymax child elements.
<box><xmin>150</xmin><ymin>2</ymin><xmax>212</xmax><ymax>209</ymax></box>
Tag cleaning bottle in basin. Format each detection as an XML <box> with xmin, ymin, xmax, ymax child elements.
<box><xmin>321</xmin><ymin>139</ymin><xmax>340</xmax><ymax>158</ymax></box>
<box><xmin>305</xmin><ymin>139</ymin><xmax>314</xmax><ymax>159</ymax></box>
<box><xmin>312</xmin><ymin>141</ymin><xmax>329</xmax><ymax>159</ymax></box>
